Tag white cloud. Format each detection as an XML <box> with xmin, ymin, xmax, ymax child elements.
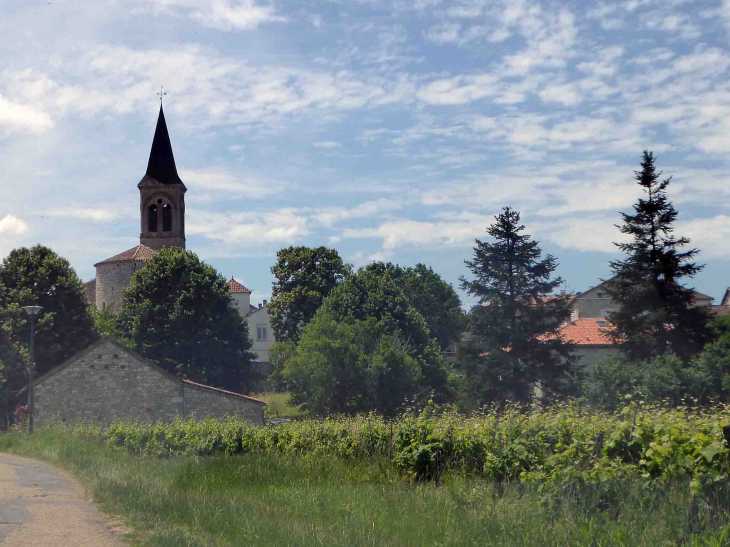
<box><xmin>314</xmin><ymin>199</ymin><xmax>403</xmax><ymax>226</ymax></box>
<box><xmin>313</xmin><ymin>141</ymin><xmax>343</xmax><ymax>149</ymax></box>
<box><xmin>187</xmin><ymin>208</ymin><xmax>310</xmax><ymax>245</ymax></box>
<box><xmin>0</xmin><ymin>215</ymin><xmax>29</xmax><ymax>235</ymax></box>
<box><xmin>417</xmin><ymin>75</ymin><xmax>498</xmax><ymax>105</ymax></box>
<box><xmin>676</xmin><ymin>216</ymin><xmax>730</xmax><ymax>258</ymax></box>
<box><xmin>349</xmin><ymin>249</ymin><xmax>394</xmax><ymax>266</ymax></box>
<box><xmin>43</xmin><ymin>208</ymin><xmax>122</xmax><ymax>222</ymax></box>
<box><xmin>0</xmin><ymin>95</ymin><xmax>53</xmax><ymax>136</ymax></box>
<box><xmin>182</xmin><ymin>170</ymin><xmax>287</xmax><ymax>198</ymax></box>
<box><xmin>534</xmin><ymin>218</ymin><xmax>631</xmax><ymax>253</ymax></box>
<box><xmin>339</xmin><ymin>213</ymin><xmax>492</xmax><ymax>250</ymax></box>
<box><xmin>134</xmin><ymin>0</ymin><xmax>285</xmax><ymax>31</ymax></box>
<box><xmin>538</xmin><ymin>83</ymin><xmax>581</xmax><ymax>106</ymax></box>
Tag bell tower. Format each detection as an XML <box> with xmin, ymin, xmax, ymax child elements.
<box><xmin>139</xmin><ymin>104</ymin><xmax>187</xmax><ymax>250</ymax></box>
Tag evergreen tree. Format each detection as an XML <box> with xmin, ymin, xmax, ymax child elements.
<box><xmin>459</xmin><ymin>207</ymin><xmax>573</xmax><ymax>404</ymax></box>
<box><xmin>606</xmin><ymin>151</ymin><xmax>711</xmax><ymax>361</ymax></box>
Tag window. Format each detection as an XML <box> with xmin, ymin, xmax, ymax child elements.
<box><xmin>148</xmin><ymin>204</ymin><xmax>158</xmax><ymax>232</ymax></box>
<box><xmin>596</xmin><ymin>292</ymin><xmax>605</xmax><ymax>298</ymax></box>
<box><xmin>257</xmin><ymin>325</ymin><xmax>267</xmax><ymax>340</ymax></box>
<box><xmin>162</xmin><ymin>203</ymin><xmax>172</xmax><ymax>232</ymax></box>
<box><xmin>597</xmin><ymin>320</ymin><xmax>610</xmax><ymax>327</ymax></box>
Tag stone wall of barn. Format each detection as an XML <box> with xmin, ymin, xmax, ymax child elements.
<box><xmin>34</xmin><ymin>340</ymin><xmax>264</xmax><ymax>426</ymax></box>
<box><xmin>183</xmin><ymin>383</ymin><xmax>263</xmax><ymax>424</ymax></box>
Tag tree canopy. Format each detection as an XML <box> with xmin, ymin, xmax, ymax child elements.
<box><xmin>115</xmin><ymin>247</ymin><xmax>255</xmax><ymax>392</ymax></box>
<box><xmin>280</xmin><ymin>313</ymin><xmax>423</xmax><ymax>416</ymax></box>
<box><xmin>278</xmin><ymin>266</ymin><xmax>451</xmax><ymax>413</ymax></box>
<box><xmin>363</xmin><ymin>262</ymin><xmax>464</xmax><ymax>352</ymax></box>
<box><xmin>269</xmin><ymin>246</ymin><xmax>350</xmax><ymax>343</ymax></box>
<box><xmin>459</xmin><ymin>207</ymin><xmax>574</xmax><ymax>404</ymax></box>
<box><xmin>607</xmin><ymin>151</ymin><xmax>711</xmax><ymax>361</ymax></box>
<box><xmin>0</xmin><ymin>245</ymin><xmax>98</xmax><ymax>416</ymax></box>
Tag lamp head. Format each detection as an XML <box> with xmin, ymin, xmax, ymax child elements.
<box><xmin>22</xmin><ymin>306</ymin><xmax>43</xmax><ymax>318</ymax></box>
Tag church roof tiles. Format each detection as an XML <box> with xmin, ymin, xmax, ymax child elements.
<box><xmin>94</xmin><ymin>244</ymin><xmax>157</xmax><ymax>267</ymax></box>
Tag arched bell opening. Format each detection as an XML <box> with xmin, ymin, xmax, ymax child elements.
<box><xmin>148</xmin><ymin>204</ymin><xmax>158</xmax><ymax>232</ymax></box>
<box><xmin>162</xmin><ymin>203</ymin><xmax>172</xmax><ymax>232</ymax></box>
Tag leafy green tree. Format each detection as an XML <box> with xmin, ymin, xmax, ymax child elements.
<box><xmin>91</xmin><ymin>305</ymin><xmax>119</xmax><ymax>338</ymax></box>
<box><xmin>115</xmin><ymin>247</ymin><xmax>255</xmax><ymax>392</ymax></box>
<box><xmin>580</xmin><ymin>341</ymin><xmax>730</xmax><ymax>410</ymax></box>
<box><xmin>363</xmin><ymin>262</ymin><xmax>465</xmax><ymax>352</ymax></box>
<box><xmin>607</xmin><ymin>151</ymin><xmax>711</xmax><ymax>361</ymax></box>
<box><xmin>269</xmin><ymin>246</ymin><xmax>350</xmax><ymax>343</ymax></box>
<box><xmin>0</xmin><ymin>246</ymin><xmax>98</xmax><ymax>415</ymax></box>
<box><xmin>281</xmin><ymin>313</ymin><xmax>423</xmax><ymax>416</ymax></box>
<box><xmin>459</xmin><ymin>207</ymin><xmax>574</xmax><ymax>404</ymax></box>
<box><xmin>710</xmin><ymin>315</ymin><xmax>730</xmax><ymax>347</ymax></box>
<box><xmin>321</xmin><ymin>266</ymin><xmax>450</xmax><ymax>395</ymax></box>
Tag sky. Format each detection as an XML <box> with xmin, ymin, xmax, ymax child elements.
<box><xmin>1</xmin><ymin>0</ymin><xmax>729</xmax><ymax>308</ymax></box>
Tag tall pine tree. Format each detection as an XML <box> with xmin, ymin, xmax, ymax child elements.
<box><xmin>607</xmin><ymin>151</ymin><xmax>711</xmax><ymax>361</ymax></box>
<box><xmin>459</xmin><ymin>207</ymin><xmax>573</xmax><ymax>404</ymax></box>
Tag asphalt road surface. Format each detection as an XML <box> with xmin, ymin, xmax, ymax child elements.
<box><xmin>0</xmin><ymin>453</ymin><xmax>127</xmax><ymax>546</ymax></box>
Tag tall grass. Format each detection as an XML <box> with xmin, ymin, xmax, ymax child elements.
<box><xmin>2</xmin><ymin>429</ymin><xmax>730</xmax><ymax>546</ymax></box>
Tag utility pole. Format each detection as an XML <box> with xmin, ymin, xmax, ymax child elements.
<box><xmin>22</xmin><ymin>306</ymin><xmax>43</xmax><ymax>435</ymax></box>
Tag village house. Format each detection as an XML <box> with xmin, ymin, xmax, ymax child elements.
<box><xmin>226</xmin><ymin>277</ymin><xmax>276</xmax><ymax>365</ymax></box>
<box><xmin>554</xmin><ymin>276</ymin><xmax>717</xmax><ymax>367</ymax></box>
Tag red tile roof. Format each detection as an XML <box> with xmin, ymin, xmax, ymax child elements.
<box><xmin>94</xmin><ymin>245</ymin><xmax>157</xmax><ymax>267</ymax></box>
<box><xmin>227</xmin><ymin>278</ymin><xmax>252</xmax><ymax>294</ymax></box>
<box><xmin>711</xmin><ymin>305</ymin><xmax>730</xmax><ymax>317</ymax></box>
<box><xmin>543</xmin><ymin>318</ymin><xmax>618</xmax><ymax>347</ymax></box>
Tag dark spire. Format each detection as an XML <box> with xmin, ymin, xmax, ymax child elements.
<box><xmin>145</xmin><ymin>104</ymin><xmax>183</xmax><ymax>185</ymax></box>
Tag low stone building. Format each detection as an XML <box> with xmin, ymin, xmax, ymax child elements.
<box><xmin>34</xmin><ymin>338</ymin><xmax>266</xmax><ymax>426</ymax></box>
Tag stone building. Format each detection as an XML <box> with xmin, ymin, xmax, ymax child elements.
<box><xmin>86</xmin><ymin>104</ymin><xmax>186</xmax><ymax>311</ymax></box>
<box><xmin>34</xmin><ymin>338</ymin><xmax>266</xmax><ymax>426</ymax></box>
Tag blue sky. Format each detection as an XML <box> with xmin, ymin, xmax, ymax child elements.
<box><xmin>1</xmin><ymin>0</ymin><xmax>729</xmax><ymax>308</ymax></box>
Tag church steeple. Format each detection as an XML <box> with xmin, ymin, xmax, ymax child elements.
<box><xmin>138</xmin><ymin>104</ymin><xmax>187</xmax><ymax>250</ymax></box>
<box><xmin>146</xmin><ymin>104</ymin><xmax>184</xmax><ymax>186</ymax></box>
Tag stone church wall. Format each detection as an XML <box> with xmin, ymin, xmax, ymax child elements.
<box><xmin>95</xmin><ymin>261</ymin><xmax>144</xmax><ymax>312</ymax></box>
<box><xmin>35</xmin><ymin>340</ymin><xmax>265</xmax><ymax>426</ymax></box>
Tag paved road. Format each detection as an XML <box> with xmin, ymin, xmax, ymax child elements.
<box><xmin>0</xmin><ymin>453</ymin><xmax>127</xmax><ymax>546</ymax></box>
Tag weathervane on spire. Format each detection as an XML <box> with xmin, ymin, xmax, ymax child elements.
<box><xmin>157</xmin><ymin>86</ymin><xmax>167</xmax><ymax>104</ymax></box>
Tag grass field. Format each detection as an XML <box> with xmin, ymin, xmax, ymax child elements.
<box><xmin>2</xmin><ymin>428</ymin><xmax>730</xmax><ymax>546</ymax></box>
<box><xmin>249</xmin><ymin>391</ymin><xmax>303</xmax><ymax>419</ymax></box>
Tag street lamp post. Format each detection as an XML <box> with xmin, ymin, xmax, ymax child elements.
<box><xmin>22</xmin><ymin>306</ymin><xmax>43</xmax><ymax>435</ymax></box>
